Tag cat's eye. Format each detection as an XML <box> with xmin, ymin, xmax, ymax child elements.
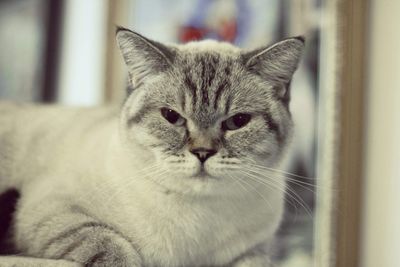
<box><xmin>222</xmin><ymin>113</ymin><xmax>252</xmax><ymax>131</ymax></box>
<box><xmin>161</xmin><ymin>108</ymin><xmax>185</xmax><ymax>126</ymax></box>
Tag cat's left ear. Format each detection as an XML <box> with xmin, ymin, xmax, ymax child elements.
<box><xmin>116</xmin><ymin>27</ymin><xmax>176</xmax><ymax>89</ymax></box>
<box><xmin>242</xmin><ymin>36</ymin><xmax>305</xmax><ymax>85</ymax></box>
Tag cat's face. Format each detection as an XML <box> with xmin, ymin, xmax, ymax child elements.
<box><xmin>116</xmin><ymin>28</ymin><xmax>304</xmax><ymax>195</ymax></box>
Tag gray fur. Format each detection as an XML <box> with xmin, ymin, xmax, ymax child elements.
<box><xmin>0</xmin><ymin>29</ymin><xmax>304</xmax><ymax>267</ymax></box>
<box><xmin>117</xmin><ymin>28</ymin><xmax>304</xmax><ymax>163</ymax></box>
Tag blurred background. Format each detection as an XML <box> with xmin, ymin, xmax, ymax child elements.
<box><xmin>0</xmin><ymin>0</ymin><xmax>319</xmax><ymax>266</ymax></box>
<box><xmin>1</xmin><ymin>0</ymin><xmax>398</xmax><ymax>267</ymax></box>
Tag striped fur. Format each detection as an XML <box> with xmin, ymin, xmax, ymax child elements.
<box><xmin>0</xmin><ymin>29</ymin><xmax>304</xmax><ymax>266</ymax></box>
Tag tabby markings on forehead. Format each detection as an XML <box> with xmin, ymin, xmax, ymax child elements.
<box><xmin>184</xmin><ymin>73</ymin><xmax>198</xmax><ymax>109</ymax></box>
<box><xmin>224</xmin><ymin>94</ymin><xmax>232</xmax><ymax>115</ymax></box>
<box><xmin>180</xmin><ymin>90</ymin><xmax>186</xmax><ymax>112</ymax></box>
<box><xmin>199</xmin><ymin>56</ymin><xmax>218</xmax><ymax>106</ymax></box>
<box><xmin>182</xmin><ymin>54</ymin><xmax>235</xmax><ymax>114</ymax></box>
<box><xmin>200</xmin><ymin>59</ymin><xmax>208</xmax><ymax>105</ymax></box>
<box><xmin>213</xmin><ymin>68</ymin><xmax>231</xmax><ymax>111</ymax></box>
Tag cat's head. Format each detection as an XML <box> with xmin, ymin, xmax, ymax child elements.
<box><xmin>116</xmin><ymin>28</ymin><xmax>304</xmax><ymax>195</ymax></box>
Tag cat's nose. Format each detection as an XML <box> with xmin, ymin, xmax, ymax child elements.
<box><xmin>190</xmin><ymin>148</ymin><xmax>217</xmax><ymax>163</ymax></box>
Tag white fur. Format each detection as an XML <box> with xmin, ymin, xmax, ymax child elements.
<box><xmin>0</xmin><ymin>102</ymin><xmax>285</xmax><ymax>266</ymax></box>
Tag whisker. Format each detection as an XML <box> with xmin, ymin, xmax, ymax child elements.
<box><xmin>245</xmin><ymin>161</ymin><xmax>315</xmax><ymax>180</ymax></box>
<box><xmin>240</xmin><ymin>169</ymin><xmax>313</xmax><ymax>218</ymax></box>
<box><xmin>246</xmin><ymin>166</ymin><xmax>336</xmax><ymax>191</ymax></box>
<box><xmin>225</xmin><ymin>174</ymin><xmax>253</xmax><ymax>197</ymax></box>
<box><xmin>229</xmin><ymin>173</ymin><xmax>273</xmax><ymax>210</ymax></box>
<box><xmin>238</xmin><ymin>170</ymin><xmax>298</xmax><ymax>212</ymax></box>
<box><xmin>245</xmin><ymin>168</ymin><xmax>317</xmax><ymax>194</ymax></box>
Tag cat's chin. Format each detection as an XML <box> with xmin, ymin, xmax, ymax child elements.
<box><xmin>153</xmin><ymin>172</ymin><xmax>228</xmax><ymax>196</ymax></box>
<box><xmin>190</xmin><ymin>168</ymin><xmax>216</xmax><ymax>179</ymax></box>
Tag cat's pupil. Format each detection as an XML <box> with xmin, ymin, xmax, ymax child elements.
<box><xmin>161</xmin><ymin>108</ymin><xmax>181</xmax><ymax>124</ymax></box>
<box><xmin>233</xmin><ymin>114</ymin><xmax>251</xmax><ymax>127</ymax></box>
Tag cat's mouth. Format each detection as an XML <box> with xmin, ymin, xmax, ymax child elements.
<box><xmin>191</xmin><ymin>166</ymin><xmax>214</xmax><ymax>179</ymax></box>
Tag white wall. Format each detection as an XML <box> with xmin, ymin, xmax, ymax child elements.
<box><xmin>57</xmin><ymin>0</ymin><xmax>108</xmax><ymax>106</ymax></box>
<box><xmin>361</xmin><ymin>2</ymin><xmax>400</xmax><ymax>267</ymax></box>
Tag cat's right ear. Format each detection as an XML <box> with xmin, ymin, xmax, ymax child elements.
<box><xmin>116</xmin><ymin>27</ymin><xmax>176</xmax><ymax>89</ymax></box>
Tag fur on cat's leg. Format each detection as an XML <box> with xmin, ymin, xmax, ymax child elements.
<box><xmin>229</xmin><ymin>243</ymin><xmax>275</xmax><ymax>267</ymax></box>
<box><xmin>230</xmin><ymin>255</ymin><xmax>275</xmax><ymax>267</ymax></box>
<box><xmin>14</xmin><ymin>194</ymin><xmax>142</xmax><ymax>267</ymax></box>
<box><xmin>0</xmin><ymin>256</ymin><xmax>81</xmax><ymax>267</ymax></box>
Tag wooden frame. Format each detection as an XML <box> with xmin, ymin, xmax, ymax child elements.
<box><xmin>334</xmin><ymin>0</ymin><xmax>368</xmax><ymax>266</ymax></box>
<box><xmin>104</xmin><ymin>0</ymin><xmax>131</xmax><ymax>104</ymax></box>
<box><xmin>315</xmin><ymin>0</ymin><xmax>368</xmax><ymax>266</ymax></box>
<box><xmin>41</xmin><ymin>0</ymin><xmax>64</xmax><ymax>102</ymax></box>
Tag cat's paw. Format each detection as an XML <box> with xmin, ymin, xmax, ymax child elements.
<box><xmin>84</xmin><ymin>250</ymin><xmax>141</xmax><ymax>267</ymax></box>
<box><xmin>52</xmin><ymin>229</ymin><xmax>142</xmax><ymax>267</ymax></box>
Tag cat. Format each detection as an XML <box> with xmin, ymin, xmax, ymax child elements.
<box><xmin>0</xmin><ymin>27</ymin><xmax>304</xmax><ymax>267</ymax></box>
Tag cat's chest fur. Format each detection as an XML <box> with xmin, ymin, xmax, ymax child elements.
<box><xmin>104</xmin><ymin>179</ymin><xmax>285</xmax><ymax>267</ymax></box>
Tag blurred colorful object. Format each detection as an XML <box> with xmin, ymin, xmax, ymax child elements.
<box><xmin>178</xmin><ymin>0</ymin><xmax>250</xmax><ymax>44</ymax></box>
